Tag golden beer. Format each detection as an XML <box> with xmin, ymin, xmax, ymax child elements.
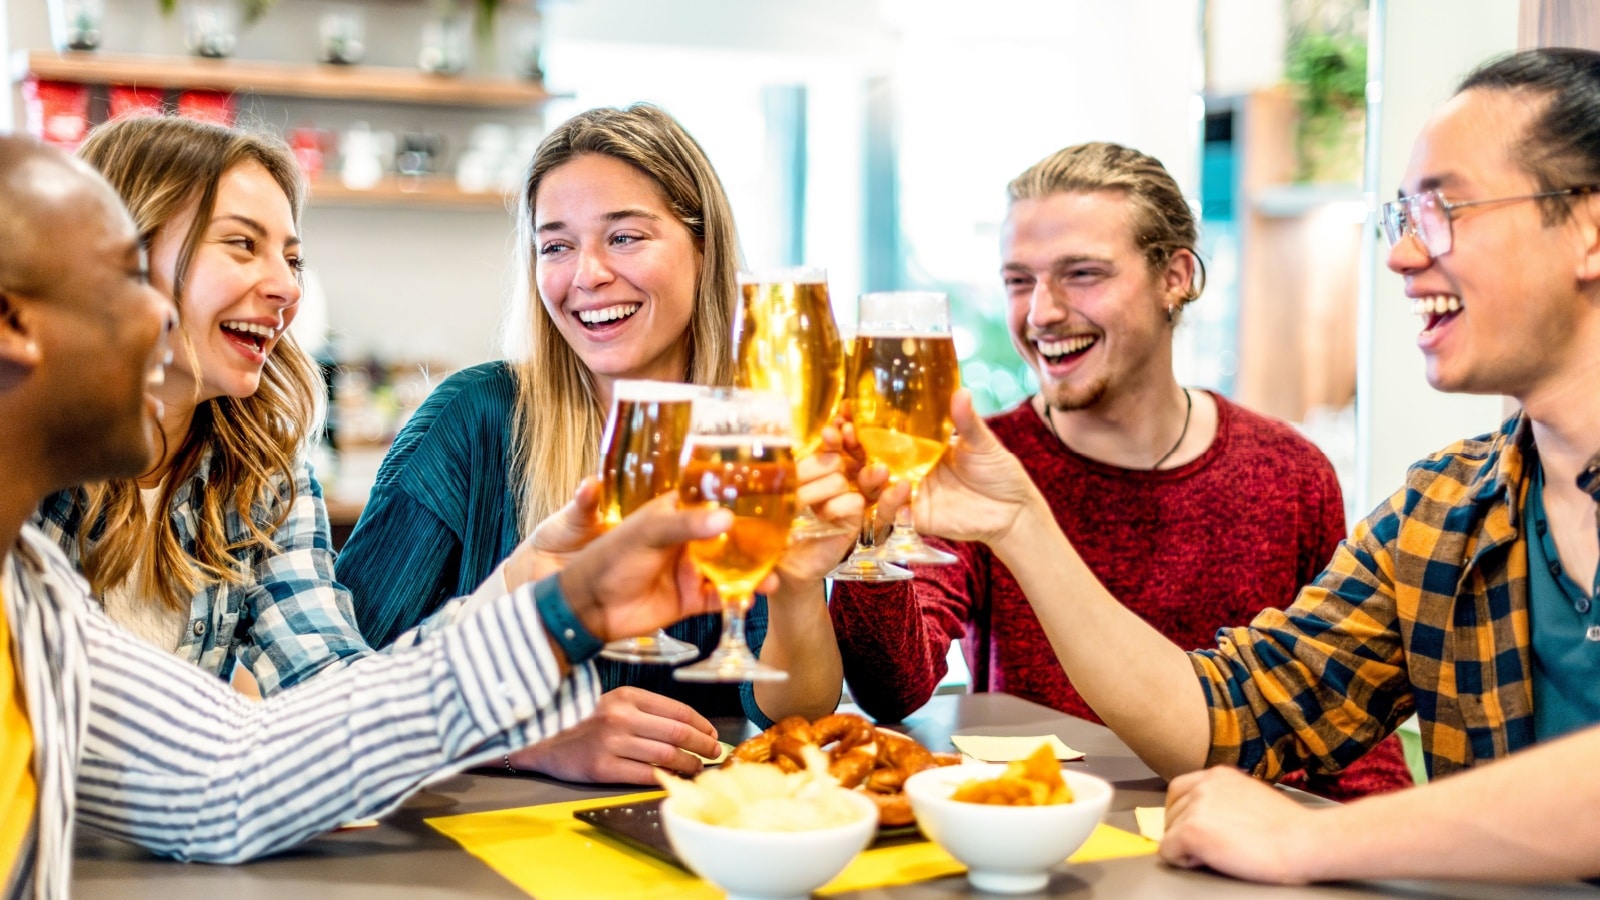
<box><xmin>850</xmin><ymin>334</ymin><xmax>961</xmax><ymax>482</ymax></box>
<box><xmin>734</xmin><ymin>274</ymin><xmax>845</xmax><ymax>457</ymax></box>
<box><xmin>678</xmin><ymin>437</ymin><xmax>798</xmax><ymax>603</ymax></box>
<box><xmin>597</xmin><ymin>382</ymin><xmax>699</xmax><ymax>527</ymax></box>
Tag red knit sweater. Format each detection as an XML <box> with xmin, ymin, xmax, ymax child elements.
<box><xmin>831</xmin><ymin>393</ymin><xmax>1412</xmax><ymax>800</ymax></box>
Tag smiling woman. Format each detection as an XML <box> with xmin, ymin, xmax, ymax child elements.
<box><xmin>337</xmin><ymin>103</ymin><xmax>860</xmax><ymax>787</ymax></box>
<box><xmin>27</xmin><ymin>115</ymin><xmax>371</xmax><ymax>696</ymax></box>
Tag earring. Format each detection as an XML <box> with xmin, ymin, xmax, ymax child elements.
<box><xmin>1164</xmin><ymin>304</ymin><xmax>1178</xmax><ymax>322</ymax></box>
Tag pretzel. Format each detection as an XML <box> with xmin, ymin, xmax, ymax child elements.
<box><xmin>730</xmin><ymin>713</ymin><xmax>960</xmax><ymax>826</ymax></box>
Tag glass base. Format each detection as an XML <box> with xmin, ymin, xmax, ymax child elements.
<box><xmin>876</xmin><ymin>527</ymin><xmax>959</xmax><ymax>565</ymax></box>
<box><xmin>599</xmin><ymin>630</ymin><xmax>701</xmax><ymax>665</ymax></box>
<box><xmin>673</xmin><ymin>646</ymin><xmax>789</xmax><ymax>683</ymax></box>
<box><xmin>827</xmin><ymin>555</ymin><xmax>913</xmax><ymax>582</ymax></box>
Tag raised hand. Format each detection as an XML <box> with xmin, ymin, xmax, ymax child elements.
<box><xmin>907</xmin><ymin>389</ymin><xmax>1041</xmax><ymax>547</ymax></box>
<box><xmin>556</xmin><ymin>492</ymin><xmax>764</xmax><ymax>643</ymax></box>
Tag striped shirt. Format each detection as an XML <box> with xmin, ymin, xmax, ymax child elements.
<box><xmin>1194</xmin><ymin>413</ymin><xmax>1600</xmax><ymax>780</ymax></box>
<box><xmin>4</xmin><ymin>522</ymin><xmax>599</xmax><ymax>900</ymax></box>
<box><xmin>33</xmin><ymin>451</ymin><xmax>369</xmax><ymax>695</ymax></box>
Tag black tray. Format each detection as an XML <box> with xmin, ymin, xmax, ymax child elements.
<box><xmin>573</xmin><ymin>796</ymin><xmax>923</xmax><ymax>869</ymax></box>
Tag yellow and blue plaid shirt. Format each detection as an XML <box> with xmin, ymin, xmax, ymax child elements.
<box><xmin>1193</xmin><ymin>412</ymin><xmax>1600</xmax><ymax>781</ymax></box>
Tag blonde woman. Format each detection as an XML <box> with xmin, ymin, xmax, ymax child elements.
<box><xmin>338</xmin><ymin>104</ymin><xmax>859</xmax><ymax>784</ymax></box>
<box><xmin>30</xmin><ymin>115</ymin><xmax>374</xmax><ymax>695</ymax></box>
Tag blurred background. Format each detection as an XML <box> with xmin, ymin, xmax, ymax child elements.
<box><xmin>4</xmin><ymin>0</ymin><xmax>1589</xmax><ymax>527</ymax></box>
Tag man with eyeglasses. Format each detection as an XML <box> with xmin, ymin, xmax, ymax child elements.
<box><xmin>886</xmin><ymin>46</ymin><xmax>1600</xmax><ymax>884</ymax></box>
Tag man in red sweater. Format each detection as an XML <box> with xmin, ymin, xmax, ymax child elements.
<box><xmin>830</xmin><ymin>141</ymin><xmax>1411</xmax><ymax>799</ymax></box>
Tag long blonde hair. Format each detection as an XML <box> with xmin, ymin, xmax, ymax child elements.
<box><xmin>73</xmin><ymin>115</ymin><xmax>323</xmax><ymax>610</ymax></box>
<box><xmin>510</xmin><ymin>103</ymin><xmax>739</xmax><ymax>532</ymax></box>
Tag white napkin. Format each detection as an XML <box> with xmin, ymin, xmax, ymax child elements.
<box><xmin>1134</xmin><ymin>806</ymin><xmax>1166</xmax><ymax>842</ymax></box>
<box><xmin>948</xmin><ymin>734</ymin><xmax>1085</xmax><ymax>762</ymax></box>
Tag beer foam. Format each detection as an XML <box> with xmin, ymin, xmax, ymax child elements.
<box><xmin>854</xmin><ymin>330</ymin><xmax>954</xmax><ymax>339</ymax></box>
<box><xmin>612</xmin><ymin>380</ymin><xmax>706</xmax><ymax>402</ymax></box>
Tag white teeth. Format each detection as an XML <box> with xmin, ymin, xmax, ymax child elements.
<box><xmin>577</xmin><ymin>303</ymin><xmax>641</xmax><ymax>325</ymax></box>
<box><xmin>221</xmin><ymin>320</ymin><xmax>278</xmax><ymax>338</ymax></box>
<box><xmin>1036</xmin><ymin>335</ymin><xmax>1095</xmax><ymax>357</ymax></box>
<box><xmin>1411</xmin><ymin>295</ymin><xmax>1462</xmax><ymax>317</ymax></box>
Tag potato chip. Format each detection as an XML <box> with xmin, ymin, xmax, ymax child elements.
<box><xmin>657</xmin><ymin>746</ymin><xmax>864</xmax><ymax>831</ymax></box>
<box><xmin>948</xmin><ymin>743</ymin><xmax>1074</xmax><ymax>806</ymax></box>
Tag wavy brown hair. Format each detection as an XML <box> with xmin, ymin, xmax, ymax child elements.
<box><xmin>73</xmin><ymin>115</ymin><xmax>323</xmax><ymax>610</ymax></box>
<box><xmin>509</xmin><ymin>103</ymin><xmax>740</xmax><ymax>533</ymax></box>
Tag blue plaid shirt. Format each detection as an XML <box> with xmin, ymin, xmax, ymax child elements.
<box><xmin>32</xmin><ymin>450</ymin><xmax>371</xmax><ymax>696</ymax></box>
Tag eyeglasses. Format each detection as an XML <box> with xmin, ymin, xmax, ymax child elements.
<box><xmin>1380</xmin><ymin>185</ymin><xmax>1600</xmax><ymax>258</ymax></box>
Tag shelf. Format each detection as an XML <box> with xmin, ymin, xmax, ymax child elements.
<box><xmin>308</xmin><ymin>176</ymin><xmax>514</xmax><ymax>211</ymax></box>
<box><xmin>16</xmin><ymin>50</ymin><xmax>558</xmax><ymax>108</ymax></box>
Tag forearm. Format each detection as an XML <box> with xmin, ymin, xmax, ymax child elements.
<box><xmin>989</xmin><ymin>497</ymin><xmax>1211</xmax><ymax>778</ymax></box>
<box><xmin>831</xmin><ymin>580</ymin><xmax>955</xmax><ymax>723</ymax></box>
<box><xmin>1297</xmin><ymin>728</ymin><xmax>1600</xmax><ymax>883</ymax></box>
<box><xmin>752</xmin><ymin>582</ymin><xmax>843</xmax><ymax>720</ymax></box>
<box><xmin>75</xmin><ymin>581</ymin><xmax>598</xmax><ymax>863</ymax></box>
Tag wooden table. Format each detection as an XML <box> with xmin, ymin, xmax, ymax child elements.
<box><xmin>74</xmin><ymin>692</ymin><xmax>1596</xmax><ymax>898</ymax></box>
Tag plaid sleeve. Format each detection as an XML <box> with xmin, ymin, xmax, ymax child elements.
<box><xmin>235</xmin><ymin>462</ymin><xmax>372</xmax><ymax>695</ymax></box>
<box><xmin>1190</xmin><ymin>485</ymin><xmax>1416</xmax><ymax>780</ymax></box>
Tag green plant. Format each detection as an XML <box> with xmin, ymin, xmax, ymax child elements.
<box><xmin>157</xmin><ymin>0</ymin><xmax>277</xmax><ymax>25</ymax></box>
<box><xmin>1285</xmin><ymin>31</ymin><xmax>1367</xmax><ymax>182</ymax></box>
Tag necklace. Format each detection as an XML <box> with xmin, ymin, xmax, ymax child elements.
<box><xmin>1041</xmin><ymin>387</ymin><xmax>1193</xmax><ymax>471</ymax></box>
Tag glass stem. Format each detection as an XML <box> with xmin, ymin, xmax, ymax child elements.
<box><xmin>893</xmin><ymin>481</ymin><xmax>920</xmax><ymax>532</ymax></box>
<box><xmin>714</xmin><ymin>590</ymin><xmax>753</xmax><ymax>652</ymax></box>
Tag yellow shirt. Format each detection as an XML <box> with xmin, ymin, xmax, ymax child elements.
<box><xmin>0</xmin><ymin>591</ymin><xmax>38</xmax><ymax>882</ymax></box>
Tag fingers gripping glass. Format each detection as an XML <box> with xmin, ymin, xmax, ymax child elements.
<box><xmin>596</xmin><ymin>380</ymin><xmax>706</xmax><ymax>665</ymax></box>
<box><xmin>1380</xmin><ymin>185</ymin><xmax>1600</xmax><ymax>257</ymax></box>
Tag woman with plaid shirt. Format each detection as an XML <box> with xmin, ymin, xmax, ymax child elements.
<box><xmin>28</xmin><ymin>117</ymin><xmax>387</xmax><ymax>698</ymax></box>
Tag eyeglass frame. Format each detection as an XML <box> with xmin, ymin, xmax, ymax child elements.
<box><xmin>1380</xmin><ymin>184</ymin><xmax>1600</xmax><ymax>258</ymax></box>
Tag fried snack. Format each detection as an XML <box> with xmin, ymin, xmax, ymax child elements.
<box><xmin>657</xmin><ymin>745</ymin><xmax>865</xmax><ymax>831</ymax></box>
<box><xmin>732</xmin><ymin>713</ymin><xmax>960</xmax><ymax>826</ymax></box>
<box><xmin>949</xmin><ymin>743</ymin><xmax>1074</xmax><ymax>807</ymax></box>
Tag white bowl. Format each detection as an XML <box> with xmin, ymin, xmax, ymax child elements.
<box><xmin>905</xmin><ymin>763</ymin><xmax>1113</xmax><ymax>894</ymax></box>
<box><xmin>661</xmin><ymin>788</ymin><xmax>878</xmax><ymax>900</ymax></box>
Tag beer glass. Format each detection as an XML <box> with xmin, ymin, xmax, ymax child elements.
<box><xmin>827</xmin><ymin>305</ymin><xmax>912</xmax><ymax>582</ymax></box>
<box><xmin>673</xmin><ymin>388</ymin><xmax>797</xmax><ymax>683</ymax></box>
<box><xmin>732</xmin><ymin>267</ymin><xmax>852</xmax><ymax>540</ymax></box>
<box><xmin>596</xmin><ymin>380</ymin><xmax>704</xmax><ymax>664</ymax></box>
<box><xmin>850</xmin><ymin>291</ymin><xmax>960</xmax><ymax>565</ymax></box>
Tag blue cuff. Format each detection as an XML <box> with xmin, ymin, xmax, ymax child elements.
<box><xmin>533</xmin><ymin>575</ymin><xmax>603</xmax><ymax>665</ymax></box>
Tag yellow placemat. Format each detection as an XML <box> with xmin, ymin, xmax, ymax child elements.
<box><xmin>427</xmin><ymin>792</ymin><xmax>1157</xmax><ymax>900</ymax></box>
<box><xmin>949</xmin><ymin>734</ymin><xmax>1085</xmax><ymax>761</ymax></box>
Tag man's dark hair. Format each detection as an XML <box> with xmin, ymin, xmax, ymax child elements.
<box><xmin>1459</xmin><ymin>47</ymin><xmax>1600</xmax><ymax>221</ymax></box>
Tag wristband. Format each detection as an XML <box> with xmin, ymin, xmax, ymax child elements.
<box><xmin>533</xmin><ymin>574</ymin><xmax>604</xmax><ymax>665</ymax></box>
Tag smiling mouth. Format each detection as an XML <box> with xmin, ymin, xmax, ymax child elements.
<box><xmin>220</xmin><ymin>320</ymin><xmax>278</xmax><ymax>354</ymax></box>
<box><xmin>577</xmin><ymin>303</ymin><xmax>641</xmax><ymax>329</ymax></box>
<box><xmin>1412</xmin><ymin>294</ymin><xmax>1463</xmax><ymax>332</ymax></box>
<box><xmin>1035</xmin><ymin>334</ymin><xmax>1097</xmax><ymax>365</ymax></box>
